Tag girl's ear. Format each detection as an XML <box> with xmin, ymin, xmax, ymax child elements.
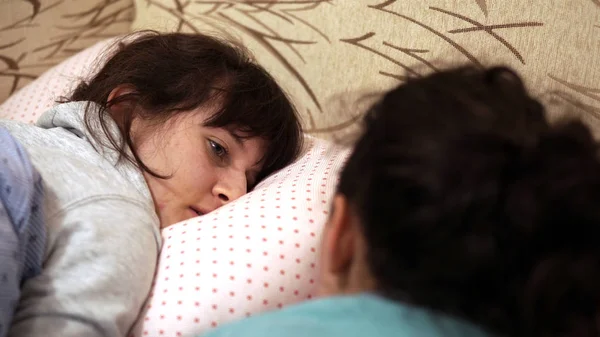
<box><xmin>324</xmin><ymin>194</ymin><xmax>356</xmax><ymax>275</ymax></box>
<box><xmin>318</xmin><ymin>194</ymin><xmax>376</xmax><ymax>297</ymax></box>
<box><xmin>107</xmin><ymin>84</ymin><xmax>137</xmax><ymax>115</ymax></box>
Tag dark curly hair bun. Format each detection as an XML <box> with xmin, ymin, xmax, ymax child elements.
<box><xmin>338</xmin><ymin>66</ymin><xmax>600</xmax><ymax>337</ymax></box>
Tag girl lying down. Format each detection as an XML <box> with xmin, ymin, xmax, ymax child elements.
<box><xmin>203</xmin><ymin>67</ymin><xmax>600</xmax><ymax>337</ymax></box>
<box><xmin>0</xmin><ymin>31</ymin><xmax>302</xmax><ymax>337</ymax></box>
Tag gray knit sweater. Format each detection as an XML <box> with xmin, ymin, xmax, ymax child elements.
<box><xmin>0</xmin><ymin>102</ymin><xmax>161</xmax><ymax>337</ymax></box>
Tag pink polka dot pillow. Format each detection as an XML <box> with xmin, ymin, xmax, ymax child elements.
<box><xmin>0</xmin><ymin>38</ymin><xmax>117</xmax><ymax>122</ymax></box>
<box><xmin>0</xmin><ymin>37</ymin><xmax>351</xmax><ymax>337</ymax></box>
<box><xmin>130</xmin><ymin>138</ymin><xmax>349</xmax><ymax>337</ymax></box>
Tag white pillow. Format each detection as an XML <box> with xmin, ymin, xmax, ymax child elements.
<box><xmin>0</xmin><ymin>38</ymin><xmax>117</xmax><ymax>123</ymax></box>
<box><xmin>0</xmin><ymin>38</ymin><xmax>351</xmax><ymax>337</ymax></box>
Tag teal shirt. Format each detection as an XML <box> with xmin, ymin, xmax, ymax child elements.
<box><xmin>202</xmin><ymin>294</ymin><xmax>491</xmax><ymax>337</ymax></box>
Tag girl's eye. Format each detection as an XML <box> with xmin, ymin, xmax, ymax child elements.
<box><xmin>208</xmin><ymin>139</ymin><xmax>228</xmax><ymax>159</ymax></box>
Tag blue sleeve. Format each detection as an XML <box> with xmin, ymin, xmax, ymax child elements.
<box><xmin>0</xmin><ymin>127</ymin><xmax>46</xmax><ymax>337</ymax></box>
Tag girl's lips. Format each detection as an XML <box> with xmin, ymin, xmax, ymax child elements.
<box><xmin>189</xmin><ymin>206</ymin><xmax>205</xmax><ymax>216</ymax></box>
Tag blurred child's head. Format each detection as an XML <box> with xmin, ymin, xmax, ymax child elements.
<box><xmin>318</xmin><ymin>66</ymin><xmax>600</xmax><ymax>337</ymax></box>
<box><xmin>66</xmin><ymin>31</ymin><xmax>303</xmax><ymax>227</ymax></box>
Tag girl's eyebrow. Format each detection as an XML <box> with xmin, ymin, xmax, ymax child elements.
<box><xmin>225</xmin><ymin>129</ymin><xmax>248</xmax><ymax>149</ymax></box>
<box><xmin>224</xmin><ymin>128</ymin><xmax>264</xmax><ymax>185</ymax></box>
<box><xmin>227</xmin><ymin>130</ymin><xmax>244</xmax><ymax>146</ymax></box>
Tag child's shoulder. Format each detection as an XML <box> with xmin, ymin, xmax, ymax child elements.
<box><xmin>202</xmin><ymin>294</ymin><xmax>490</xmax><ymax>337</ymax></box>
<box><xmin>201</xmin><ymin>295</ymin><xmax>362</xmax><ymax>337</ymax></box>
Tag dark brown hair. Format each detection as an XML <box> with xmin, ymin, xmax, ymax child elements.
<box><xmin>338</xmin><ymin>66</ymin><xmax>600</xmax><ymax>337</ymax></box>
<box><xmin>64</xmin><ymin>31</ymin><xmax>302</xmax><ymax>185</ymax></box>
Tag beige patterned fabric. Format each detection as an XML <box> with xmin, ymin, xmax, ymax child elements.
<box><xmin>0</xmin><ymin>0</ymin><xmax>134</xmax><ymax>103</ymax></box>
<box><xmin>133</xmin><ymin>0</ymin><xmax>600</xmax><ymax>139</ymax></box>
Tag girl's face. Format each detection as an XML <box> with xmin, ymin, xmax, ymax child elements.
<box><xmin>133</xmin><ymin>104</ymin><xmax>266</xmax><ymax>228</ymax></box>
